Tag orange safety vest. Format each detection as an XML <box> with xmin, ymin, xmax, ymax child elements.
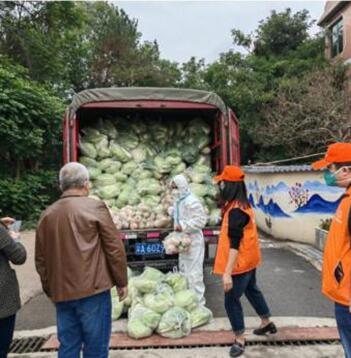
<box><xmin>213</xmin><ymin>201</ymin><xmax>261</xmax><ymax>275</ymax></box>
<box><xmin>322</xmin><ymin>187</ymin><xmax>351</xmax><ymax>306</ymax></box>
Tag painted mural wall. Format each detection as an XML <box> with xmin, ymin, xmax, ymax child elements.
<box><xmin>244</xmin><ymin>166</ymin><xmax>345</xmax><ymax>245</ymax></box>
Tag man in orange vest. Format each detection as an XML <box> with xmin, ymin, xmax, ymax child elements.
<box><xmin>213</xmin><ymin>165</ymin><xmax>276</xmax><ymax>357</ymax></box>
<box><xmin>312</xmin><ymin>142</ymin><xmax>351</xmax><ymax>358</ymax></box>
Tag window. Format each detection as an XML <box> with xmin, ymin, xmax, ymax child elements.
<box><xmin>330</xmin><ymin>18</ymin><xmax>343</xmax><ymax>58</ymax></box>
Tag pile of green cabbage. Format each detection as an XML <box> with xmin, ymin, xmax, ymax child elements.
<box><xmin>112</xmin><ymin>267</ymin><xmax>213</xmax><ymax>339</ymax></box>
<box><xmin>79</xmin><ymin>117</ymin><xmax>220</xmax><ymax>229</ymax></box>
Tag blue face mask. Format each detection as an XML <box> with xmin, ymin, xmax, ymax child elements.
<box><xmin>324</xmin><ymin>170</ymin><xmax>338</xmax><ymax>186</ymax></box>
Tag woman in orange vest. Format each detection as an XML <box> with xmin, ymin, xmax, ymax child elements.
<box><xmin>213</xmin><ymin>165</ymin><xmax>276</xmax><ymax>357</ymax></box>
<box><xmin>312</xmin><ymin>143</ymin><xmax>351</xmax><ymax>358</ymax></box>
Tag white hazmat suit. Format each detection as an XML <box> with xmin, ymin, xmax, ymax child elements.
<box><xmin>171</xmin><ymin>174</ymin><xmax>208</xmax><ymax>305</ymax></box>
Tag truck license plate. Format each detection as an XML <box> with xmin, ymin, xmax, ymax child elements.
<box><xmin>135</xmin><ymin>242</ymin><xmax>165</xmax><ymax>255</ymax></box>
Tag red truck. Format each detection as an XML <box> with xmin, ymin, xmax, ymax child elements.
<box><xmin>63</xmin><ymin>87</ymin><xmax>240</xmax><ymax>269</ymax></box>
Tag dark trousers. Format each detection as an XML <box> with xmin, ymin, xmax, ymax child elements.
<box><xmin>0</xmin><ymin>314</ymin><xmax>16</xmax><ymax>358</ymax></box>
<box><xmin>224</xmin><ymin>269</ymin><xmax>271</xmax><ymax>335</ymax></box>
<box><xmin>335</xmin><ymin>302</ymin><xmax>351</xmax><ymax>358</ymax></box>
<box><xmin>56</xmin><ymin>290</ymin><xmax>111</xmax><ymax>358</ymax></box>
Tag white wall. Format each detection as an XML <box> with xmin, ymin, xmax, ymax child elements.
<box><xmin>244</xmin><ymin>167</ymin><xmax>344</xmax><ymax>245</ymax></box>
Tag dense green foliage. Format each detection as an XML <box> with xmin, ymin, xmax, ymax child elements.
<box><xmin>179</xmin><ymin>9</ymin><xmax>328</xmax><ymax>162</ymax></box>
<box><xmin>0</xmin><ymin>170</ymin><xmax>59</xmax><ymax>226</ymax></box>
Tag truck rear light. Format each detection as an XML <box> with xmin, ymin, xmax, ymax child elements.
<box><xmin>203</xmin><ymin>229</ymin><xmax>220</xmax><ymax>237</ymax></box>
<box><xmin>120</xmin><ymin>233</ymin><xmax>137</xmax><ymax>240</ymax></box>
<box><xmin>147</xmin><ymin>232</ymin><xmax>160</xmax><ymax>239</ymax></box>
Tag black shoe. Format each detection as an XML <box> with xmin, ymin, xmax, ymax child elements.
<box><xmin>253</xmin><ymin>322</ymin><xmax>277</xmax><ymax>335</ymax></box>
<box><xmin>229</xmin><ymin>341</ymin><xmax>245</xmax><ymax>357</ymax></box>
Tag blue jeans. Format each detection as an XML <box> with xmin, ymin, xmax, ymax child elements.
<box><xmin>0</xmin><ymin>314</ymin><xmax>16</xmax><ymax>358</ymax></box>
<box><xmin>335</xmin><ymin>302</ymin><xmax>351</xmax><ymax>358</ymax></box>
<box><xmin>56</xmin><ymin>290</ymin><xmax>111</xmax><ymax>358</ymax></box>
<box><xmin>224</xmin><ymin>269</ymin><xmax>271</xmax><ymax>335</ymax></box>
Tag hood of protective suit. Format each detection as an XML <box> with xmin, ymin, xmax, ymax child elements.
<box><xmin>172</xmin><ymin>174</ymin><xmax>191</xmax><ymax>199</ymax></box>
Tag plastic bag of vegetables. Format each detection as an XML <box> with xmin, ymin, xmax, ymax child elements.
<box><xmin>163</xmin><ymin>232</ymin><xmax>192</xmax><ymax>254</ymax></box>
<box><xmin>129</xmin><ymin>303</ymin><xmax>161</xmax><ymax>330</ymax></box>
<box><xmin>110</xmin><ymin>288</ymin><xmax>124</xmax><ymax>321</ymax></box>
<box><xmin>157</xmin><ymin>306</ymin><xmax>191</xmax><ymax>339</ymax></box>
<box><xmin>133</xmin><ymin>267</ymin><xmax>164</xmax><ymax>294</ymax></box>
<box><xmin>174</xmin><ymin>289</ymin><xmax>199</xmax><ymax>311</ymax></box>
<box><xmin>143</xmin><ymin>283</ymin><xmax>174</xmax><ymax>314</ymax></box>
<box><xmin>190</xmin><ymin>306</ymin><xmax>213</xmax><ymax>328</ymax></box>
<box><xmin>164</xmin><ymin>272</ymin><xmax>188</xmax><ymax>292</ymax></box>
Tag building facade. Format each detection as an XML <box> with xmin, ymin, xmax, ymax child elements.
<box><xmin>318</xmin><ymin>1</ymin><xmax>351</xmax><ymax>64</ymax></box>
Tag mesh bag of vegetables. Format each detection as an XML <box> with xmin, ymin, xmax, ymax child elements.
<box><xmin>174</xmin><ymin>289</ymin><xmax>199</xmax><ymax>312</ymax></box>
<box><xmin>143</xmin><ymin>283</ymin><xmax>175</xmax><ymax>314</ymax></box>
<box><xmin>190</xmin><ymin>306</ymin><xmax>213</xmax><ymax>328</ymax></box>
<box><xmin>164</xmin><ymin>272</ymin><xmax>188</xmax><ymax>292</ymax></box>
<box><xmin>157</xmin><ymin>306</ymin><xmax>192</xmax><ymax>339</ymax></box>
<box><xmin>133</xmin><ymin>267</ymin><xmax>164</xmax><ymax>294</ymax></box>
<box><xmin>163</xmin><ymin>232</ymin><xmax>192</xmax><ymax>254</ymax></box>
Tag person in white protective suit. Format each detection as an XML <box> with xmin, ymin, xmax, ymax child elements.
<box><xmin>170</xmin><ymin>174</ymin><xmax>208</xmax><ymax>305</ymax></box>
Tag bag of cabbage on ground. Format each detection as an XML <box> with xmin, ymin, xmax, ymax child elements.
<box><xmin>163</xmin><ymin>232</ymin><xmax>191</xmax><ymax>255</ymax></box>
<box><xmin>174</xmin><ymin>289</ymin><xmax>199</xmax><ymax>312</ymax></box>
<box><xmin>157</xmin><ymin>306</ymin><xmax>191</xmax><ymax>339</ymax></box>
<box><xmin>190</xmin><ymin>306</ymin><xmax>213</xmax><ymax>328</ymax></box>
<box><xmin>127</xmin><ymin>304</ymin><xmax>161</xmax><ymax>339</ymax></box>
<box><xmin>164</xmin><ymin>272</ymin><xmax>188</xmax><ymax>292</ymax></box>
<box><xmin>133</xmin><ymin>267</ymin><xmax>164</xmax><ymax>294</ymax></box>
<box><xmin>143</xmin><ymin>283</ymin><xmax>174</xmax><ymax>314</ymax></box>
<box><xmin>111</xmin><ymin>289</ymin><xmax>124</xmax><ymax>321</ymax></box>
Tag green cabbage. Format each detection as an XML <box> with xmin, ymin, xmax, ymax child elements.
<box><xmin>190</xmin><ymin>306</ymin><xmax>213</xmax><ymax>328</ymax></box>
<box><xmin>137</xmin><ymin>179</ymin><xmax>162</xmax><ymax>196</ymax></box>
<box><xmin>189</xmin><ymin>183</ymin><xmax>208</xmax><ymax>198</ymax></box>
<box><xmin>131</xmin><ymin>147</ymin><xmax>147</xmax><ymax>163</ymax></box>
<box><xmin>88</xmin><ymin>167</ymin><xmax>101</xmax><ymax>180</ymax></box>
<box><xmin>100</xmin><ymin>120</ymin><xmax>118</xmax><ymax>139</ymax></box>
<box><xmin>122</xmin><ymin>162</ymin><xmax>138</xmax><ymax>175</ymax></box>
<box><xmin>157</xmin><ymin>307</ymin><xmax>191</xmax><ymax>339</ymax></box>
<box><xmin>129</xmin><ymin>304</ymin><xmax>161</xmax><ymax>330</ymax></box>
<box><xmin>79</xmin><ymin>141</ymin><xmax>97</xmax><ymax>158</ymax></box>
<box><xmin>98</xmin><ymin>185</ymin><xmax>120</xmax><ymax>199</ymax></box>
<box><xmin>95</xmin><ymin>137</ymin><xmax>110</xmax><ymax>158</ymax></box>
<box><xmin>112</xmin><ymin>297</ymin><xmax>124</xmax><ymax>321</ymax></box>
<box><xmin>118</xmin><ymin>133</ymin><xmax>139</xmax><ymax>149</ymax></box>
<box><xmin>104</xmin><ymin>161</ymin><xmax>123</xmax><ymax>174</ymax></box>
<box><xmin>96</xmin><ymin>174</ymin><xmax>116</xmax><ymax>187</ymax></box>
<box><xmin>165</xmin><ymin>273</ymin><xmax>188</xmax><ymax>292</ymax></box>
<box><xmin>82</xmin><ymin>128</ymin><xmax>106</xmax><ymax>144</ymax></box>
<box><xmin>127</xmin><ymin>319</ymin><xmax>153</xmax><ymax>339</ymax></box>
<box><xmin>98</xmin><ymin>158</ymin><xmax>115</xmax><ymax>171</ymax></box>
<box><xmin>144</xmin><ymin>290</ymin><xmax>174</xmax><ymax>314</ymax></box>
<box><xmin>174</xmin><ymin>290</ymin><xmax>198</xmax><ymax>311</ymax></box>
<box><xmin>110</xmin><ymin>142</ymin><xmax>132</xmax><ymax>162</ymax></box>
<box><xmin>114</xmin><ymin>172</ymin><xmax>128</xmax><ymax>182</ymax></box>
<box><xmin>128</xmin><ymin>192</ymin><xmax>140</xmax><ymax>206</ymax></box>
<box><xmin>80</xmin><ymin>156</ymin><xmax>97</xmax><ymax>168</ymax></box>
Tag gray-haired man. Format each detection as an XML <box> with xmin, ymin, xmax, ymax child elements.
<box><xmin>35</xmin><ymin>162</ymin><xmax>128</xmax><ymax>358</ymax></box>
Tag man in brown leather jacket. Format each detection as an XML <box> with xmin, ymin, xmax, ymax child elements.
<box><xmin>35</xmin><ymin>162</ymin><xmax>128</xmax><ymax>358</ymax></box>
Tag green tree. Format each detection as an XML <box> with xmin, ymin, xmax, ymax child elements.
<box><xmin>195</xmin><ymin>9</ymin><xmax>326</xmax><ymax>163</ymax></box>
<box><xmin>0</xmin><ymin>61</ymin><xmax>64</xmax><ymax>178</ymax></box>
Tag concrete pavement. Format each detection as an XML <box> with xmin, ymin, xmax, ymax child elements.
<box><xmin>13</xmin><ymin>231</ymin><xmax>42</xmax><ymax>305</ymax></box>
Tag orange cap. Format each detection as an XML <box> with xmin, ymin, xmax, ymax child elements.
<box><xmin>213</xmin><ymin>165</ymin><xmax>245</xmax><ymax>183</ymax></box>
<box><xmin>312</xmin><ymin>143</ymin><xmax>351</xmax><ymax>170</ymax></box>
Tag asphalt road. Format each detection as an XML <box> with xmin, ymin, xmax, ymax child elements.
<box><xmin>15</xmin><ymin>247</ymin><xmax>333</xmax><ymax>331</ymax></box>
